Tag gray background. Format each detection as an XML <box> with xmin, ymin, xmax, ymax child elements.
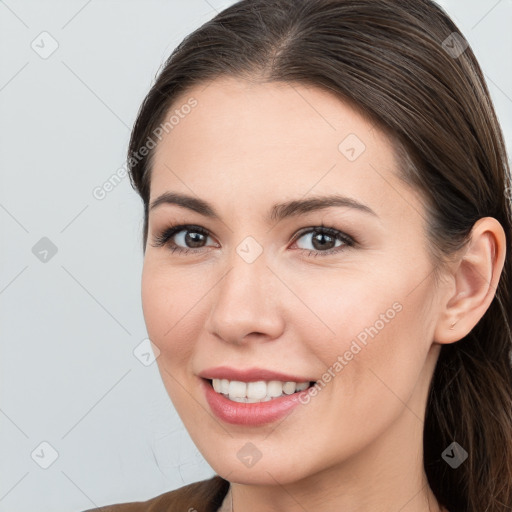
<box><xmin>0</xmin><ymin>1</ymin><xmax>510</xmax><ymax>511</ymax></box>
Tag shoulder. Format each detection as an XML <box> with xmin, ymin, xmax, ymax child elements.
<box><xmin>81</xmin><ymin>475</ymin><xmax>230</xmax><ymax>512</ymax></box>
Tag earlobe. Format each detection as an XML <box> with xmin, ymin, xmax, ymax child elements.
<box><xmin>434</xmin><ymin>217</ymin><xmax>506</xmax><ymax>344</ymax></box>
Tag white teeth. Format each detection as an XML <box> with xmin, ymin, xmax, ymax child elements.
<box><xmin>210</xmin><ymin>378</ymin><xmax>311</xmax><ymax>402</ymax></box>
<box><xmin>267</xmin><ymin>380</ymin><xmax>284</xmax><ymax>397</ymax></box>
<box><xmin>247</xmin><ymin>381</ymin><xmax>267</xmax><ymax>399</ymax></box>
<box><xmin>295</xmin><ymin>382</ymin><xmax>309</xmax><ymax>391</ymax></box>
<box><xmin>282</xmin><ymin>381</ymin><xmax>296</xmax><ymax>395</ymax></box>
<box><xmin>228</xmin><ymin>380</ymin><xmax>246</xmax><ymax>398</ymax></box>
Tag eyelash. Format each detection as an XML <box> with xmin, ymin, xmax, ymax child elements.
<box><xmin>151</xmin><ymin>223</ymin><xmax>356</xmax><ymax>258</ymax></box>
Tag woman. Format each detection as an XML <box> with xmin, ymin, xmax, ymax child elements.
<box><xmin>86</xmin><ymin>0</ymin><xmax>512</xmax><ymax>510</ymax></box>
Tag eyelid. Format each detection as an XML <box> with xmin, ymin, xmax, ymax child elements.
<box><xmin>291</xmin><ymin>225</ymin><xmax>355</xmax><ymax>245</ymax></box>
<box><xmin>151</xmin><ymin>223</ymin><xmax>217</xmax><ymax>248</ymax></box>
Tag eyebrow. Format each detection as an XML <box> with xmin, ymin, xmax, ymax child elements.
<box><xmin>149</xmin><ymin>191</ymin><xmax>377</xmax><ymax>223</ymax></box>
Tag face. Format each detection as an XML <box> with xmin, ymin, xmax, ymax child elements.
<box><xmin>142</xmin><ymin>76</ymin><xmax>445</xmax><ymax>486</ymax></box>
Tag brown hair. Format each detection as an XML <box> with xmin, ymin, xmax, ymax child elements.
<box><xmin>127</xmin><ymin>0</ymin><xmax>512</xmax><ymax>510</ymax></box>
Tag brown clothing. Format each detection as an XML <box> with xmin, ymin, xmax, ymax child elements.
<box><xmin>83</xmin><ymin>475</ymin><xmax>230</xmax><ymax>512</ymax></box>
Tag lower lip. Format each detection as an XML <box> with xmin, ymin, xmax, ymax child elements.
<box><xmin>201</xmin><ymin>378</ymin><xmax>309</xmax><ymax>426</ymax></box>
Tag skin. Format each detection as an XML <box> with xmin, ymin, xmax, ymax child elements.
<box><xmin>141</xmin><ymin>76</ymin><xmax>506</xmax><ymax>512</ymax></box>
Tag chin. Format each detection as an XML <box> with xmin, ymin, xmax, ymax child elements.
<box><xmin>200</xmin><ymin>446</ymin><xmax>317</xmax><ymax>486</ymax></box>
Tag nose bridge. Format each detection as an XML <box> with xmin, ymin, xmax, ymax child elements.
<box><xmin>206</xmin><ymin>236</ymin><xmax>283</xmax><ymax>343</ymax></box>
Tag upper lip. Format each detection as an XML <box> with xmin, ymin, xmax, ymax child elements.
<box><xmin>198</xmin><ymin>366</ymin><xmax>315</xmax><ymax>383</ymax></box>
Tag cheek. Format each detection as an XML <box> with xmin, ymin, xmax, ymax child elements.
<box><xmin>141</xmin><ymin>262</ymin><xmax>195</xmax><ymax>364</ymax></box>
<box><xmin>288</xmin><ymin>266</ymin><xmax>407</xmax><ymax>350</ymax></box>
<box><xmin>141</xmin><ymin>263</ymin><xmax>199</xmax><ymax>415</ymax></box>
<box><xmin>299</xmin><ymin>262</ymin><xmax>435</xmax><ymax>396</ymax></box>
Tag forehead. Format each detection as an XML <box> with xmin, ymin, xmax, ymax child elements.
<box><xmin>149</xmin><ymin>76</ymin><xmax>419</xmax><ymax>223</ymax></box>
<box><xmin>154</xmin><ymin>76</ymin><xmax>383</xmax><ymax>159</ymax></box>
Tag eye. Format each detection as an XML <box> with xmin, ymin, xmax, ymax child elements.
<box><xmin>151</xmin><ymin>224</ymin><xmax>218</xmax><ymax>255</ymax></box>
<box><xmin>291</xmin><ymin>225</ymin><xmax>354</xmax><ymax>257</ymax></box>
<box><xmin>151</xmin><ymin>223</ymin><xmax>355</xmax><ymax>257</ymax></box>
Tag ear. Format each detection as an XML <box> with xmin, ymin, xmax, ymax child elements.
<box><xmin>434</xmin><ymin>217</ymin><xmax>507</xmax><ymax>344</ymax></box>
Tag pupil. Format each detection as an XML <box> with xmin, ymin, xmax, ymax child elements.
<box><xmin>186</xmin><ymin>232</ymin><xmax>205</xmax><ymax>248</ymax></box>
<box><xmin>313</xmin><ymin>233</ymin><xmax>334</xmax><ymax>250</ymax></box>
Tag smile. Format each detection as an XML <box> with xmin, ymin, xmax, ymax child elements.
<box><xmin>210</xmin><ymin>378</ymin><xmax>313</xmax><ymax>403</ymax></box>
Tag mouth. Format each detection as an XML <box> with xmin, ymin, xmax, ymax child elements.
<box><xmin>204</xmin><ymin>378</ymin><xmax>317</xmax><ymax>404</ymax></box>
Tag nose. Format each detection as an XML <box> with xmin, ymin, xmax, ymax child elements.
<box><xmin>204</xmin><ymin>246</ymin><xmax>285</xmax><ymax>346</ymax></box>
